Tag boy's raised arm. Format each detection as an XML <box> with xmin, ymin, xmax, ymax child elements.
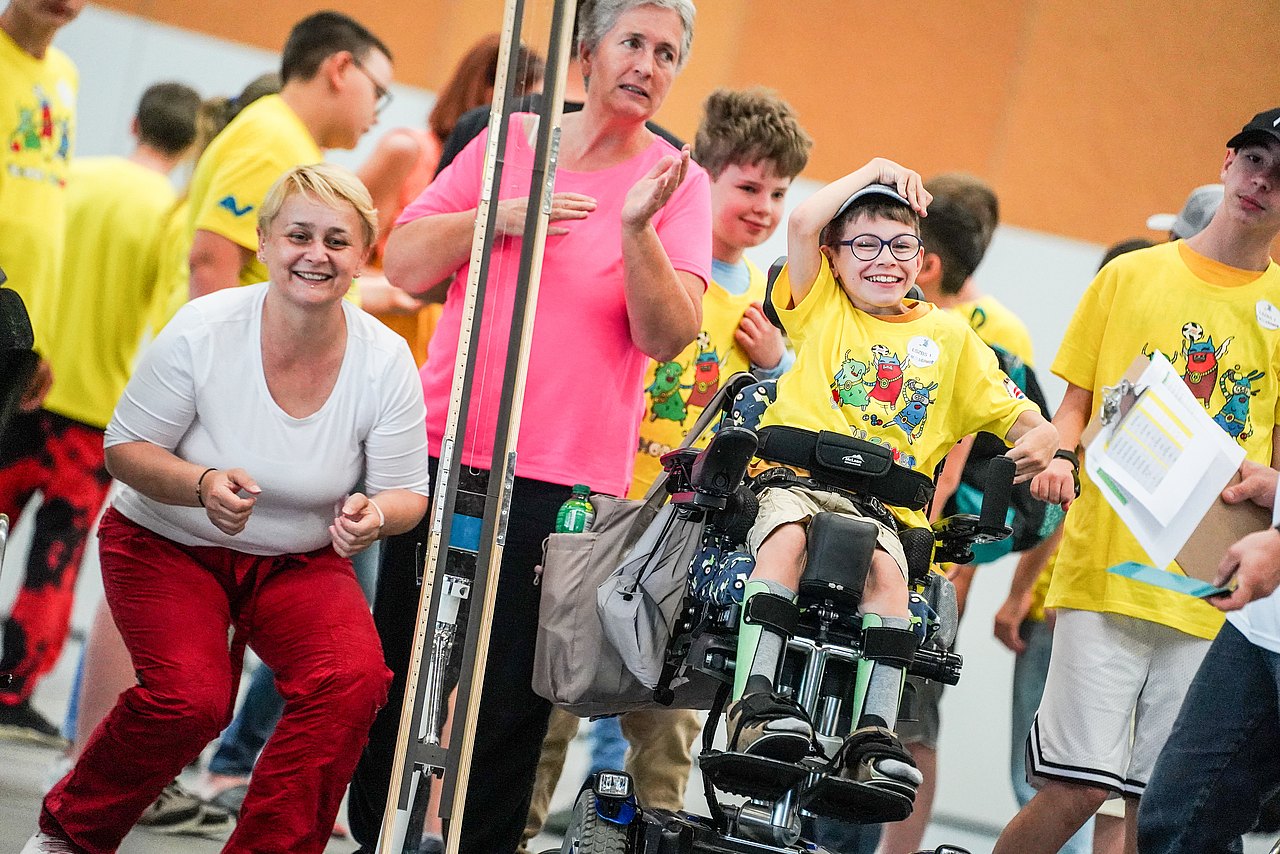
<box><xmin>785</xmin><ymin>158</ymin><xmax>931</xmax><ymax>304</ymax></box>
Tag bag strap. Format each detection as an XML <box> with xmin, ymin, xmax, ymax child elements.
<box><xmin>627</xmin><ymin>372</ymin><xmax>757</xmax><ymax>540</ymax></box>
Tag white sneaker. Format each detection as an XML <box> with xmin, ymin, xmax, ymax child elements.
<box><xmin>20</xmin><ymin>832</ymin><xmax>78</xmax><ymax>853</ymax></box>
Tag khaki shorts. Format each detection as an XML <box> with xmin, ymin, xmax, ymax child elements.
<box><xmin>748</xmin><ymin>485</ymin><xmax>908</xmax><ymax>581</ymax></box>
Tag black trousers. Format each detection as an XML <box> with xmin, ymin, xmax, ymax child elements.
<box><xmin>349</xmin><ymin>461</ymin><xmax>571</xmax><ymax>853</ymax></box>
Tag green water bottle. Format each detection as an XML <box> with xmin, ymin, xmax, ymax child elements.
<box><xmin>555</xmin><ymin>484</ymin><xmax>595</xmax><ymax>533</ymax></box>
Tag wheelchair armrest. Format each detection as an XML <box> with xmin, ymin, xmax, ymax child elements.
<box><xmin>668</xmin><ymin>426</ymin><xmax>758</xmax><ymax>511</ymax></box>
<box><xmin>930</xmin><ymin>455</ymin><xmax>1016</xmax><ymax>563</ymax></box>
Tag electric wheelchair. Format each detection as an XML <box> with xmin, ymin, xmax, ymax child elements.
<box><xmin>557</xmin><ymin>371</ymin><xmax>1017</xmax><ymax>854</ymax></box>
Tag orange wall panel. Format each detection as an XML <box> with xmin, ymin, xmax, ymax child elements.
<box><xmin>93</xmin><ymin>0</ymin><xmax>1280</xmax><ymax>245</ymax></box>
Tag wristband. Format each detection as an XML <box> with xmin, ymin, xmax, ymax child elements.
<box><xmin>196</xmin><ymin>468</ymin><xmax>217</xmax><ymax>508</ymax></box>
<box><xmin>1052</xmin><ymin>450</ymin><xmax>1081</xmax><ymax>498</ymax></box>
<box><xmin>368</xmin><ymin>497</ymin><xmax>386</xmax><ymax>534</ymax></box>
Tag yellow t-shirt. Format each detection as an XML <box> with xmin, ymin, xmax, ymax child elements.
<box><xmin>1049</xmin><ymin>240</ymin><xmax>1280</xmax><ymax>639</ymax></box>
<box><xmin>947</xmin><ymin>296</ymin><xmax>1053</xmax><ymax>620</ymax></box>
<box><xmin>764</xmin><ymin>255</ymin><xmax>1035</xmax><ymax>530</ymax></box>
<box><xmin>184</xmin><ymin>94</ymin><xmax>323</xmax><ymax>288</ymax></box>
<box><xmin>955</xmin><ymin>294</ymin><xmax>1035</xmax><ymax>367</ymax></box>
<box><xmin>42</xmin><ymin>157</ymin><xmax>175</xmax><ymax>429</ymax></box>
<box><xmin>0</xmin><ymin>32</ymin><xmax>76</xmax><ymax>351</ymax></box>
<box><xmin>631</xmin><ymin>259</ymin><xmax>765</xmax><ymax>498</ymax></box>
<box><xmin>146</xmin><ymin>197</ymin><xmax>191</xmax><ymax>336</ymax></box>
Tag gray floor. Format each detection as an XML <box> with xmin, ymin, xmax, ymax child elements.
<box><xmin>0</xmin><ymin>632</ymin><xmax>991</xmax><ymax>853</ymax></box>
<box><xmin>3</xmin><ymin>637</ymin><xmax>1278</xmax><ymax>853</ymax></box>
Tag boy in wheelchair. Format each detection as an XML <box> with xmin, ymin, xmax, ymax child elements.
<box><xmin>723</xmin><ymin>159</ymin><xmax>1059</xmax><ymax>804</ymax></box>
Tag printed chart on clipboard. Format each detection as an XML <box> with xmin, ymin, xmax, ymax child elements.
<box><xmin>1087</xmin><ymin>351</ymin><xmax>1245</xmax><ymax>570</ymax></box>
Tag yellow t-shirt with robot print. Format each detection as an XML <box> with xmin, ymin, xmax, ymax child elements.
<box><xmin>763</xmin><ymin>254</ymin><xmax>1035</xmax><ymax>531</ymax></box>
<box><xmin>1049</xmin><ymin>240</ymin><xmax>1280</xmax><ymax>639</ymax></box>
<box><xmin>0</xmin><ymin>30</ymin><xmax>76</xmax><ymax>351</ymax></box>
<box><xmin>631</xmin><ymin>259</ymin><xmax>766</xmax><ymax>498</ymax></box>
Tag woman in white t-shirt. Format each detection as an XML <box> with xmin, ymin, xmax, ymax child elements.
<box><xmin>27</xmin><ymin>164</ymin><xmax>430</xmax><ymax>854</ymax></box>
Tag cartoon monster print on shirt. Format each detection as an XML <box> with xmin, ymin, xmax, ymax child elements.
<box><xmin>830</xmin><ymin>350</ymin><xmax>871</xmax><ymax>410</ymax></box>
<box><xmin>1213</xmin><ymin>367</ymin><xmax>1266</xmax><ymax>440</ymax></box>
<box><xmin>687</xmin><ymin>331</ymin><xmax>722</xmax><ymax>408</ymax></box>
<box><xmin>869</xmin><ymin>379</ymin><xmax>938</xmax><ymax>444</ymax></box>
<box><xmin>868</xmin><ymin>345</ymin><xmax>908</xmax><ymax>412</ymax></box>
<box><xmin>646</xmin><ymin>360</ymin><xmax>692</xmax><ymax>424</ymax></box>
<box><xmin>1147</xmin><ymin>321</ymin><xmax>1267</xmax><ymax>446</ymax></box>
<box><xmin>1175</xmin><ymin>322</ymin><xmax>1233</xmax><ymax>408</ymax></box>
<box><xmin>8</xmin><ymin>83</ymin><xmax>73</xmax><ymax>185</ymax></box>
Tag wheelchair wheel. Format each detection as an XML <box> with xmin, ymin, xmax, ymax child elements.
<box><xmin>559</xmin><ymin>789</ymin><xmax>629</xmax><ymax>854</ymax></box>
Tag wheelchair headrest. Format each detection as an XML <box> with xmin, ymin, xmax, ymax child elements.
<box><xmin>765</xmin><ymin>255</ymin><xmax>926</xmax><ymax>336</ymax></box>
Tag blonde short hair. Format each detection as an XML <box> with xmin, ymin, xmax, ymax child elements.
<box><xmin>259</xmin><ymin>163</ymin><xmax>378</xmax><ymax>249</ymax></box>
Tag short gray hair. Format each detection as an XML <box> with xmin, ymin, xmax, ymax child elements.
<box><xmin>578</xmin><ymin>0</ymin><xmax>695</xmax><ymax>71</ymax></box>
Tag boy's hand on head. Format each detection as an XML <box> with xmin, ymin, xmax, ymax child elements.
<box><xmin>735</xmin><ymin>303</ymin><xmax>785</xmax><ymax>370</ymax></box>
<box><xmin>865</xmin><ymin>158</ymin><xmax>932</xmax><ymax>216</ymax></box>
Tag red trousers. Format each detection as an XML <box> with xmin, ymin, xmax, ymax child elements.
<box><xmin>0</xmin><ymin>409</ymin><xmax>112</xmax><ymax>703</ymax></box>
<box><xmin>42</xmin><ymin>508</ymin><xmax>391</xmax><ymax>854</ymax></box>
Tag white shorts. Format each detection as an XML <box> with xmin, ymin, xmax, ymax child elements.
<box><xmin>1026</xmin><ymin>608</ymin><xmax>1210</xmax><ymax>799</ymax></box>
<box><xmin>748</xmin><ymin>485</ymin><xmax>908</xmax><ymax>580</ymax></box>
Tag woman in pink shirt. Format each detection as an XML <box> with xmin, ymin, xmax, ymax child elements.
<box><xmin>347</xmin><ymin>1</ymin><xmax>710</xmax><ymax>851</ymax></box>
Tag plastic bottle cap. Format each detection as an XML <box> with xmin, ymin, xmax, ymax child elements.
<box><xmin>572</xmin><ymin>484</ymin><xmax>590</xmax><ymax>495</ymax></box>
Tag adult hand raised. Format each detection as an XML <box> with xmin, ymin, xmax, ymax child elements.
<box><xmin>621</xmin><ymin>145</ymin><xmax>691</xmax><ymax>230</ymax></box>
<box><xmin>199</xmin><ymin>468</ymin><xmax>261</xmax><ymax>536</ymax></box>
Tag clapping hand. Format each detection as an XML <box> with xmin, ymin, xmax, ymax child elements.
<box><xmin>621</xmin><ymin>145</ymin><xmax>691</xmax><ymax>230</ymax></box>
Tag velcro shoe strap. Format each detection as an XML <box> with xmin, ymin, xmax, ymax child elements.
<box><xmin>743</xmin><ymin>592</ymin><xmax>799</xmax><ymax>636</ymax></box>
<box><xmin>862</xmin><ymin>625</ymin><xmax>919</xmax><ymax>669</ymax></box>
<box><xmin>839</xmin><ymin>725</ymin><xmax>914</xmax><ymax>768</ymax></box>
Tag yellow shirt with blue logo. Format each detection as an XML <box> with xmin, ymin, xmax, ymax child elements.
<box><xmin>183</xmin><ymin>94</ymin><xmax>323</xmax><ymax>288</ymax></box>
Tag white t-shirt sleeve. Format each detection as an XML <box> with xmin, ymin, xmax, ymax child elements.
<box><xmin>364</xmin><ymin>334</ymin><xmax>431</xmax><ymax>497</ymax></box>
<box><xmin>105</xmin><ymin>303</ymin><xmax>200</xmax><ymax>451</ymax></box>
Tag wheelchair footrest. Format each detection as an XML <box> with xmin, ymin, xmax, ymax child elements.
<box><xmin>699</xmin><ymin>750</ymin><xmax>810</xmax><ymax>801</ymax></box>
<box><xmin>798</xmin><ymin>774</ymin><xmax>914</xmax><ymax>824</ymax></box>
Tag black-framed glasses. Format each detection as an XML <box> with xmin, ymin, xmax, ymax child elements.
<box><xmin>353</xmin><ymin>58</ymin><xmax>393</xmax><ymax>115</ymax></box>
<box><xmin>838</xmin><ymin>233</ymin><xmax>922</xmax><ymax>261</ymax></box>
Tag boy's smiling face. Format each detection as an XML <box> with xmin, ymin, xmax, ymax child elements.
<box><xmin>709</xmin><ymin>160</ymin><xmax>792</xmax><ymax>261</ymax></box>
<box><xmin>822</xmin><ymin>213</ymin><xmax>923</xmax><ymax>316</ymax></box>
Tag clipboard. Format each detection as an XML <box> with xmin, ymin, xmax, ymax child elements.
<box><xmin>1175</xmin><ymin>471</ymin><xmax>1271</xmax><ymax>583</ymax></box>
<box><xmin>1080</xmin><ymin>355</ymin><xmax>1147</xmax><ymax>448</ymax></box>
<box><xmin>1082</xmin><ymin>352</ymin><xmax>1267</xmax><ymax>583</ymax></box>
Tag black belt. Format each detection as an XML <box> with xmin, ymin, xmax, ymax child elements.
<box><xmin>754</xmin><ymin>425</ymin><xmax>934</xmax><ymax>512</ymax></box>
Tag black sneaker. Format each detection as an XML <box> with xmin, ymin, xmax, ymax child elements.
<box><xmin>0</xmin><ymin>699</ymin><xmax>69</xmax><ymax>749</ymax></box>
